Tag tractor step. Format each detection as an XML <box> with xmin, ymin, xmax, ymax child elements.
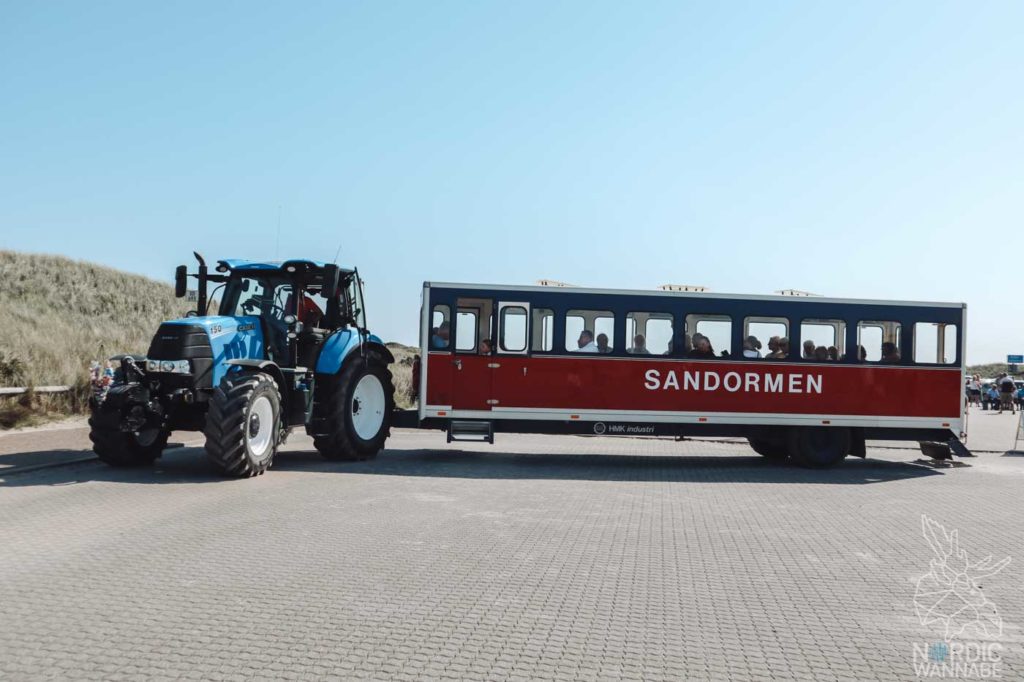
<box><xmin>447</xmin><ymin>420</ymin><xmax>494</xmax><ymax>444</ymax></box>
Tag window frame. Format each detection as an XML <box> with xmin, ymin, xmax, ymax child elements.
<box><xmin>498</xmin><ymin>303</ymin><xmax>529</xmax><ymax>354</ymax></box>
<box><xmin>742</xmin><ymin>316</ymin><xmax>789</xmax><ymax>361</ymax></box>
<box><xmin>564</xmin><ymin>309</ymin><xmax>616</xmax><ymax>354</ymax></box>
<box><xmin>685</xmin><ymin>313</ymin><xmax>733</xmax><ymax>359</ymax></box>
<box><xmin>625</xmin><ymin>311</ymin><xmax>674</xmax><ymax>356</ymax></box>
<box><xmin>857</xmin><ymin>320</ymin><xmax>903</xmax><ymax>364</ymax></box>
<box><xmin>912</xmin><ymin>321</ymin><xmax>958</xmax><ymax>366</ymax></box>
<box><xmin>429</xmin><ymin>303</ymin><xmax>451</xmax><ymax>352</ymax></box>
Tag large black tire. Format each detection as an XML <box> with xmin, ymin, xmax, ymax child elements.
<box><xmin>747</xmin><ymin>437</ymin><xmax>789</xmax><ymax>461</ymax></box>
<box><xmin>88</xmin><ymin>418</ymin><xmax>168</xmax><ymax>467</ymax></box>
<box><xmin>204</xmin><ymin>372</ymin><xmax>282</xmax><ymax>477</ymax></box>
<box><xmin>311</xmin><ymin>355</ymin><xmax>395</xmax><ymax>461</ymax></box>
<box><xmin>787</xmin><ymin>427</ymin><xmax>851</xmax><ymax>468</ymax></box>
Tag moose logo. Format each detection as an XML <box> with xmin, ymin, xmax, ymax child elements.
<box><xmin>914</xmin><ymin>515</ymin><xmax>1011</xmax><ymax>641</ymax></box>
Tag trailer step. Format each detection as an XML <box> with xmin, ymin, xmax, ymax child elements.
<box><xmin>448</xmin><ymin>420</ymin><xmax>494</xmax><ymax>444</ymax></box>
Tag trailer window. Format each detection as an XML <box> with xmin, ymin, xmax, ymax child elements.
<box><xmin>531</xmin><ymin>308</ymin><xmax>554</xmax><ymax>352</ymax></box>
<box><xmin>565</xmin><ymin>310</ymin><xmax>614</xmax><ymax>353</ymax></box>
<box><xmin>801</xmin><ymin>319</ymin><xmax>846</xmax><ymax>361</ymax></box>
<box><xmin>499</xmin><ymin>306</ymin><xmax>528</xmax><ymax>352</ymax></box>
<box><xmin>743</xmin><ymin>317</ymin><xmax>788</xmax><ymax>360</ymax></box>
<box><xmin>430</xmin><ymin>304</ymin><xmax>450</xmax><ymax>350</ymax></box>
<box><xmin>857</xmin><ymin>321</ymin><xmax>901</xmax><ymax>363</ymax></box>
<box><xmin>455</xmin><ymin>310</ymin><xmax>478</xmax><ymax>352</ymax></box>
<box><xmin>686</xmin><ymin>314</ymin><xmax>731</xmax><ymax>358</ymax></box>
<box><xmin>626</xmin><ymin>312</ymin><xmax>673</xmax><ymax>355</ymax></box>
<box><xmin>913</xmin><ymin>323</ymin><xmax>957</xmax><ymax>364</ymax></box>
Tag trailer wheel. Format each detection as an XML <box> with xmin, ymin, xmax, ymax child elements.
<box><xmin>204</xmin><ymin>372</ymin><xmax>281</xmax><ymax>477</ymax></box>
<box><xmin>747</xmin><ymin>437</ymin><xmax>789</xmax><ymax>461</ymax></box>
<box><xmin>88</xmin><ymin>419</ymin><xmax>168</xmax><ymax>467</ymax></box>
<box><xmin>312</xmin><ymin>355</ymin><xmax>395</xmax><ymax>461</ymax></box>
<box><xmin>787</xmin><ymin>427</ymin><xmax>850</xmax><ymax>468</ymax></box>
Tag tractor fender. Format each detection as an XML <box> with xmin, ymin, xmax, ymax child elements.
<box><xmin>315</xmin><ymin>331</ymin><xmax>394</xmax><ymax>376</ymax></box>
<box><xmin>223</xmin><ymin>359</ymin><xmax>288</xmax><ymax>403</ymax></box>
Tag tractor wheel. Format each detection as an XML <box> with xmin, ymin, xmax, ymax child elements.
<box><xmin>786</xmin><ymin>427</ymin><xmax>851</xmax><ymax>469</ymax></box>
<box><xmin>747</xmin><ymin>437</ymin><xmax>789</xmax><ymax>461</ymax></box>
<box><xmin>311</xmin><ymin>355</ymin><xmax>395</xmax><ymax>461</ymax></box>
<box><xmin>88</xmin><ymin>419</ymin><xmax>168</xmax><ymax>467</ymax></box>
<box><xmin>204</xmin><ymin>372</ymin><xmax>282</xmax><ymax>477</ymax></box>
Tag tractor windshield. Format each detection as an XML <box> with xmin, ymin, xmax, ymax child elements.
<box><xmin>219</xmin><ymin>274</ymin><xmax>296</xmax><ymax>322</ymax></box>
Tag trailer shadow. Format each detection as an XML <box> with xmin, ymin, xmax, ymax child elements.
<box><xmin>1</xmin><ymin>444</ymin><xmax>945</xmax><ymax>488</ymax></box>
<box><xmin>271</xmin><ymin>447</ymin><xmax>944</xmax><ymax>485</ymax></box>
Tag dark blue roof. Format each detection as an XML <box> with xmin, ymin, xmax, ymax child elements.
<box><xmin>217</xmin><ymin>259</ymin><xmax>352</xmax><ymax>272</ymax></box>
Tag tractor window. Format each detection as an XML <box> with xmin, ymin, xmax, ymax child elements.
<box><xmin>346</xmin><ymin>277</ymin><xmax>367</xmax><ymax>329</ymax></box>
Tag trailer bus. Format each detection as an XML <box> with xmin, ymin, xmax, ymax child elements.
<box><xmin>401</xmin><ymin>282</ymin><xmax>968</xmax><ymax>467</ymax></box>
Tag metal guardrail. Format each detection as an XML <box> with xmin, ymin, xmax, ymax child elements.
<box><xmin>0</xmin><ymin>386</ymin><xmax>74</xmax><ymax>396</ymax></box>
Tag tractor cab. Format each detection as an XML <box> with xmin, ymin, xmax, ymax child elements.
<box><xmin>213</xmin><ymin>259</ymin><xmax>365</xmax><ymax>369</ymax></box>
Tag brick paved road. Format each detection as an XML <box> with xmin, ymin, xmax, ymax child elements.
<box><xmin>1</xmin><ymin>415</ymin><xmax>1022</xmax><ymax>680</ymax></box>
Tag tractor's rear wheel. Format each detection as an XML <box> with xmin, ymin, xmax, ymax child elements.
<box><xmin>204</xmin><ymin>372</ymin><xmax>282</xmax><ymax>477</ymax></box>
<box><xmin>88</xmin><ymin>418</ymin><xmax>168</xmax><ymax>467</ymax></box>
<box><xmin>311</xmin><ymin>355</ymin><xmax>395</xmax><ymax>461</ymax></box>
<box><xmin>786</xmin><ymin>427</ymin><xmax>851</xmax><ymax>468</ymax></box>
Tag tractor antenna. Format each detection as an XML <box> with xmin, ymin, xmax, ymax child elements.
<box><xmin>275</xmin><ymin>205</ymin><xmax>282</xmax><ymax>260</ymax></box>
<box><xmin>332</xmin><ymin>243</ymin><xmax>342</xmax><ymax>264</ymax></box>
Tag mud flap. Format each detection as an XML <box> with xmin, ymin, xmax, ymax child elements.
<box><xmin>947</xmin><ymin>437</ymin><xmax>975</xmax><ymax>458</ymax></box>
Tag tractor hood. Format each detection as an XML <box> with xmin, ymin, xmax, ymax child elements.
<box><xmin>151</xmin><ymin>316</ymin><xmax>266</xmax><ymax>387</ymax></box>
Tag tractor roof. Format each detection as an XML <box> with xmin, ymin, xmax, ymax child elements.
<box><xmin>216</xmin><ymin>259</ymin><xmax>354</xmax><ymax>274</ymax></box>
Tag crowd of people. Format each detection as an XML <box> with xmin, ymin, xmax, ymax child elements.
<box><xmin>966</xmin><ymin>373</ymin><xmax>1022</xmax><ymax>413</ymax></box>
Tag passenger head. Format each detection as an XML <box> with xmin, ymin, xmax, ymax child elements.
<box><xmin>858</xmin><ymin>345</ymin><xmax>867</xmax><ymax>362</ymax></box>
<box><xmin>633</xmin><ymin>334</ymin><xmax>646</xmax><ymax>350</ymax></box>
<box><xmin>803</xmin><ymin>339</ymin><xmax>815</xmax><ymax>357</ymax></box>
<box><xmin>578</xmin><ymin>329</ymin><xmax>594</xmax><ymax>348</ymax></box>
<box><xmin>828</xmin><ymin>346</ymin><xmax>838</xmax><ymax>361</ymax></box>
<box><xmin>814</xmin><ymin>346</ymin><xmax>829</xmax><ymax>361</ymax></box>
<box><xmin>778</xmin><ymin>337</ymin><xmax>790</xmax><ymax>355</ymax></box>
<box><xmin>767</xmin><ymin>336</ymin><xmax>779</xmax><ymax>353</ymax></box>
<box><xmin>438</xmin><ymin>321</ymin><xmax>450</xmax><ymax>340</ymax></box>
<box><xmin>695</xmin><ymin>336</ymin><xmax>712</xmax><ymax>353</ymax></box>
<box><xmin>744</xmin><ymin>335</ymin><xmax>761</xmax><ymax>352</ymax></box>
<box><xmin>596</xmin><ymin>333</ymin><xmax>610</xmax><ymax>352</ymax></box>
<box><xmin>479</xmin><ymin>338</ymin><xmax>492</xmax><ymax>354</ymax></box>
<box><xmin>881</xmin><ymin>341</ymin><xmax>898</xmax><ymax>360</ymax></box>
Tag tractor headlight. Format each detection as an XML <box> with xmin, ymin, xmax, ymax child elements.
<box><xmin>150</xmin><ymin>360</ymin><xmax>191</xmax><ymax>374</ymax></box>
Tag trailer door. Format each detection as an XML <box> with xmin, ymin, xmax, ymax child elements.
<box><xmin>451</xmin><ymin>298</ymin><xmax>494</xmax><ymax>412</ymax></box>
<box><xmin>491</xmin><ymin>302</ymin><xmax>531</xmax><ymax>411</ymax></box>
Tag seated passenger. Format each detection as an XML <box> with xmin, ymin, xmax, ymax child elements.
<box><xmin>802</xmin><ymin>340</ymin><xmax>816</xmax><ymax>360</ymax></box>
<box><xmin>742</xmin><ymin>335</ymin><xmax>762</xmax><ymax>359</ymax></box>
<box><xmin>479</xmin><ymin>338</ymin><xmax>493</xmax><ymax>354</ymax></box>
<box><xmin>857</xmin><ymin>345</ymin><xmax>868</xmax><ymax>362</ymax></box>
<box><xmin>828</xmin><ymin>346</ymin><xmax>839</xmax><ymax>361</ymax></box>
<box><xmin>574</xmin><ymin>330</ymin><xmax>598</xmax><ymax>352</ymax></box>
<box><xmin>431</xmin><ymin>321</ymin><xmax>450</xmax><ymax>349</ymax></box>
<box><xmin>765</xmin><ymin>336</ymin><xmax>788</xmax><ymax>359</ymax></box>
<box><xmin>688</xmin><ymin>334</ymin><xmax>716</xmax><ymax>359</ymax></box>
<box><xmin>880</xmin><ymin>341</ymin><xmax>901</xmax><ymax>363</ymax></box>
<box><xmin>628</xmin><ymin>334</ymin><xmax>649</xmax><ymax>354</ymax></box>
<box><xmin>813</xmin><ymin>345</ymin><xmax>830</xmax><ymax>361</ymax></box>
<box><xmin>596</xmin><ymin>333</ymin><xmax>611</xmax><ymax>354</ymax></box>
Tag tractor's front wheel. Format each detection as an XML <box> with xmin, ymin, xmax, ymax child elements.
<box><xmin>88</xmin><ymin>419</ymin><xmax>168</xmax><ymax>467</ymax></box>
<box><xmin>311</xmin><ymin>355</ymin><xmax>395</xmax><ymax>461</ymax></box>
<box><xmin>204</xmin><ymin>372</ymin><xmax>282</xmax><ymax>477</ymax></box>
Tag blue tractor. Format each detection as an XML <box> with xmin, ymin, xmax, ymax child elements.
<box><xmin>89</xmin><ymin>254</ymin><xmax>396</xmax><ymax>477</ymax></box>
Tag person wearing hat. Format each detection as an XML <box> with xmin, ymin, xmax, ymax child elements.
<box><xmin>743</xmin><ymin>335</ymin><xmax>763</xmax><ymax>359</ymax></box>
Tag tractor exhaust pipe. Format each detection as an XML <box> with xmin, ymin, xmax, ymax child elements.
<box><xmin>194</xmin><ymin>251</ymin><xmax>208</xmax><ymax>316</ymax></box>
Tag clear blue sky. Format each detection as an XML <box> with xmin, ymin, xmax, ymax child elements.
<box><xmin>2</xmin><ymin>2</ymin><xmax>1021</xmax><ymax>362</ymax></box>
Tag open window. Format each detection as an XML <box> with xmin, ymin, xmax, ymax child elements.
<box><xmin>429</xmin><ymin>304</ymin><xmax>451</xmax><ymax>351</ymax></box>
<box><xmin>913</xmin><ymin>322</ymin><xmax>957</xmax><ymax>365</ymax></box>
<box><xmin>455</xmin><ymin>298</ymin><xmax>493</xmax><ymax>353</ymax></box>
<box><xmin>565</xmin><ymin>310</ymin><xmax>614</xmax><ymax>354</ymax></box>
<box><xmin>801</xmin><ymin>319</ymin><xmax>846</xmax><ymax>362</ymax></box>
<box><xmin>743</xmin><ymin>316</ymin><xmax>788</xmax><ymax>360</ymax></box>
<box><xmin>531</xmin><ymin>308</ymin><xmax>554</xmax><ymax>352</ymax></box>
<box><xmin>685</xmin><ymin>314</ymin><xmax>731</xmax><ymax>359</ymax></box>
<box><xmin>626</xmin><ymin>312</ymin><xmax>673</xmax><ymax>355</ymax></box>
<box><xmin>857</xmin><ymin>321</ymin><xmax>901</xmax><ymax>363</ymax></box>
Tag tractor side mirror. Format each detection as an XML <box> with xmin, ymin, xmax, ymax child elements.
<box><xmin>174</xmin><ymin>265</ymin><xmax>188</xmax><ymax>298</ymax></box>
<box><xmin>322</xmin><ymin>265</ymin><xmax>341</xmax><ymax>328</ymax></box>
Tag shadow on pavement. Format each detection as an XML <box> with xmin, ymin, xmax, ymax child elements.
<box><xmin>1</xmin><ymin>443</ymin><xmax>945</xmax><ymax>488</ymax></box>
